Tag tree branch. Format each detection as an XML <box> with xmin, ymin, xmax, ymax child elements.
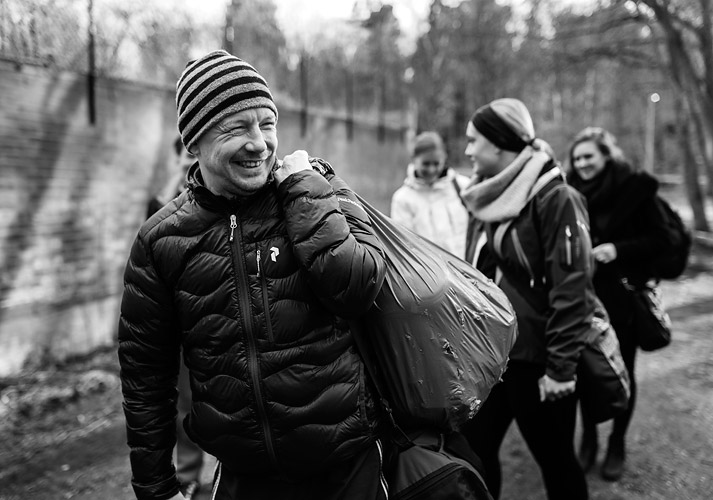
<box><xmin>635</xmin><ymin>0</ymin><xmax>702</xmax><ymax>35</ymax></box>
<box><xmin>553</xmin><ymin>45</ymin><xmax>659</xmax><ymax>68</ymax></box>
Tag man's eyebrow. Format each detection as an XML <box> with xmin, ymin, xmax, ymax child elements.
<box><xmin>220</xmin><ymin>114</ymin><xmax>274</xmax><ymax>127</ymax></box>
<box><xmin>220</xmin><ymin>119</ymin><xmax>248</xmax><ymax>127</ymax></box>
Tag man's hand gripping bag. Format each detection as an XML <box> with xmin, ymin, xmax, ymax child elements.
<box><xmin>352</xmin><ymin>194</ymin><xmax>517</xmax><ymax>430</ymax></box>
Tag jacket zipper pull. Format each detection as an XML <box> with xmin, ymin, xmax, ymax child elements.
<box><xmin>565</xmin><ymin>225</ymin><xmax>573</xmax><ymax>266</ymax></box>
<box><xmin>229</xmin><ymin>215</ymin><xmax>237</xmax><ymax>242</ymax></box>
<box><xmin>256</xmin><ymin>249</ymin><xmax>261</xmax><ymax>278</ymax></box>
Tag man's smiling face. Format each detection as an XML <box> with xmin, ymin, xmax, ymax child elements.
<box><xmin>193</xmin><ymin>107</ymin><xmax>278</xmax><ymax>198</ymax></box>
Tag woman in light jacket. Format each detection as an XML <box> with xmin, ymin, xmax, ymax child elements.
<box><xmin>390</xmin><ymin>131</ymin><xmax>470</xmax><ymax>258</ymax></box>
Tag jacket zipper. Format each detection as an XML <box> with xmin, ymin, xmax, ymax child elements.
<box><xmin>511</xmin><ymin>229</ymin><xmax>536</xmax><ymax>288</ymax></box>
<box><xmin>256</xmin><ymin>249</ymin><xmax>274</xmax><ymax>343</ymax></box>
<box><xmin>229</xmin><ymin>215</ymin><xmax>237</xmax><ymax>242</ymax></box>
<box><xmin>210</xmin><ymin>462</ymin><xmax>222</xmax><ymax>500</ymax></box>
<box><xmin>227</xmin><ymin>215</ymin><xmax>279</xmax><ymax>469</ymax></box>
<box><xmin>565</xmin><ymin>225</ymin><xmax>573</xmax><ymax>267</ymax></box>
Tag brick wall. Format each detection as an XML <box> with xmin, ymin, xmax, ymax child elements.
<box><xmin>0</xmin><ymin>61</ymin><xmax>409</xmax><ymax>376</ymax></box>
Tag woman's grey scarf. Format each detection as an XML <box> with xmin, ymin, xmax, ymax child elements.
<box><xmin>461</xmin><ymin>146</ymin><xmax>551</xmax><ymax>222</ymax></box>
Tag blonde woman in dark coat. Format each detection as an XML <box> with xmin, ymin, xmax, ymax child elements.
<box><xmin>567</xmin><ymin>127</ymin><xmax>670</xmax><ymax>481</ymax></box>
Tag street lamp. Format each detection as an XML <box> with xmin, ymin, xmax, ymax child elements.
<box><xmin>644</xmin><ymin>92</ymin><xmax>660</xmax><ymax>173</ymax></box>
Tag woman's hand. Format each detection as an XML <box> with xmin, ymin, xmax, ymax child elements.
<box><xmin>538</xmin><ymin>374</ymin><xmax>576</xmax><ymax>402</ymax></box>
<box><xmin>592</xmin><ymin>243</ymin><xmax>617</xmax><ymax>264</ymax></box>
<box><xmin>274</xmin><ymin>150</ymin><xmax>311</xmax><ymax>185</ymax></box>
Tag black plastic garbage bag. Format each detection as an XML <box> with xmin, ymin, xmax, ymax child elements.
<box><xmin>352</xmin><ymin>194</ymin><xmax>517</xmax><ymax>430</ymax></box>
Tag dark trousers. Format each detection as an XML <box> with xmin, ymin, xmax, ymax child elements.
<box><xmin>610</xmin><ymin>317</ymin><xmax>638</xmax><ymax>440</ymax></box>
<box><xmin>462</xmin><ymin>362</ymin><xmax>588</xmax><ymax>500</ymax></box>
<box><xmin>212</xmin><ymin>440</ymin><xmax>389</xmax><ymax>500</ymax></box>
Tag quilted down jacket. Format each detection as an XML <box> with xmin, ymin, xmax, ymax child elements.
<box><xmin>118</xmin><ymin>163</ymin><xmax>387</xmax><ymax>499</ymax></box>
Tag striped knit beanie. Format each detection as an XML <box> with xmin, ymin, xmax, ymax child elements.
<box><xmin>470</xmin><ymin>98</ymin><xmax>535</xmax><ymax>153</ymax></box>
<box><xmin>176</xmin><ymin>50</ymin><xmax>278</xmax><ymax>151</ymax></box>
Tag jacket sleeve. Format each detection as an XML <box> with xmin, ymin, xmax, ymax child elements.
<box><xmin>539</xmin><ymin>186</ymin><xmax>596</xmax><ymax>381</ymax></box>
<box><xmin>118</xmin><ymin>233</ymin><xmax>182</xmax><ymax>500</ymax></box>
<box><xmin>277</xmin><ymin>169</ymin><xmax>386</xmax><ymax>318</ymax></box>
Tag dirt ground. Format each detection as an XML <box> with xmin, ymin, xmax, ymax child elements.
<box><xmin>499</xmin><ymin>264</ymin><xmax>713</xmax><ymax>500</ymax></box>
<box><xmin>1</xmin><ymin>244</ymin><xmax>712</xmax><ymax>500</ymax></box>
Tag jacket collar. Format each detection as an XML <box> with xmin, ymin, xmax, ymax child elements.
<box><xmin>404</xmin><ymin>165</ymin><xmax>456</xmax><ymax>190</ymax></box>
<box><xmin>186</xmin><ymin>161</ymin><xmax>272</xmax><ymax>213</ymax></box>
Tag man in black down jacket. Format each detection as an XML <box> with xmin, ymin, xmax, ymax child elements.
<box><xmin>118</xmin><ymin>50</ymin><xmax>388</xmax><ymax>500</ymax></box>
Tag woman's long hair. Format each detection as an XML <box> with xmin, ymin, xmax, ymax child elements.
<box><xmin>566</xmin><ymin>127</ymin><xmax>628</xmax><ymax>179</ymax></box>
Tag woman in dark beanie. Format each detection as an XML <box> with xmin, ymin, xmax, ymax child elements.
<box><xmin>459</xmin><ymin>98</ymin><xmax>607</xmax><ymax>500</ymax></box>
<box><xmin>567</xmin><ymin>127</ymin><xmax>670</xmax><ymax>481</ymax></box>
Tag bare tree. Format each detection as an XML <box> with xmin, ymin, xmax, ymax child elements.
<box><xmin>627</xmin><ymin>0</ymin><xmax>712</xmax><ymax>228</ymax></box>
<box><xmin>410</xmin><ymin>0</ymin><xmax>522</xmax><ymax>160</ymax></box>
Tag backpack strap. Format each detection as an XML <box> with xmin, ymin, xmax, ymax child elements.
<box><xmin>491</xmin><ymin>166</ymin><xmax>562</xmax><ymax>259</ymax></box>
<box><xmin>452</xmin><ymin>175</ymin><xmax>471</xmax><ymax>212</ymax></box>
<box><xmin>350</xmin><ymin>320</ymin><xmax>414</xmax><ymax>450</ymax></box>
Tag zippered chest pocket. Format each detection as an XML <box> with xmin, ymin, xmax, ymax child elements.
<box><xmin>255</xmin><ymin>247</ymin><xmax>275</xmax><ymax>344</ymax></box>
<box><xmin>252</xmin><ymin>239</ymin><xmax>297</xmax><ymax>279</ymax></box>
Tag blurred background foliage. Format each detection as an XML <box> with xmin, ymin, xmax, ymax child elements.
<box><xmin>0</xmin><ymin>0</ymin><xmax>711</xmax><ymax>230</ymax></box>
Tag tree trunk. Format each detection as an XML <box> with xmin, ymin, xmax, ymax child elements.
<box><xmin>642</xmin><ymin>0</ymin><xmax>713</xmax><ymax>196</ymax></box>
<box><xmin>677</xmin><ymin>95</ymin><xmax>710</xmax><ymax>231</ymax></box>
<box><xmin>689</xmin><ymin>104</ymin><xmax>713</xmax><ymax>197</ymax></box>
